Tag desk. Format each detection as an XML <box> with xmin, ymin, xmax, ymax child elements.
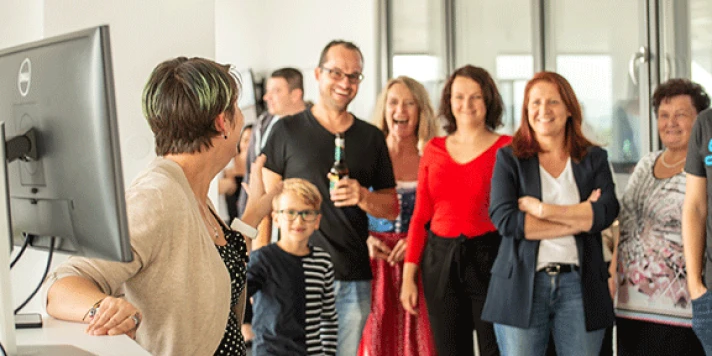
<box><xmin>14</xmin><ymin>315</ymin><xmax>150</xmax><ymax>356</ymax></box>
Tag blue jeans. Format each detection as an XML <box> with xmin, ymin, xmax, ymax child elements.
<box><xmin>494</xmin><ymin>271</ymin><xmax>604</xmax><ymax>356</ymax></box>
<box><xmin>692</xmin><ymin>289</ymin><xmax>712</xmax><ymax>354</ymax></box>
<box><xmin>334</xmin><ymin>280</ymin><xmax>371</xmax><ymax>356</ymax></box>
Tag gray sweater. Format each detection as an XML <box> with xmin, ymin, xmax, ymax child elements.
<box><xmin>45</xmin><ymin>157</ymin><xmax>235</xmax><ymax>355</ymax></box>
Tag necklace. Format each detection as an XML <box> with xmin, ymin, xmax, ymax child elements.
<box><xmin>197</xmin><ymin>202</ymin><xmax>219</xmax><ymax>241</ymax></box>
<box><xmin>660</xmin><ymin>149</ymin><xmax>686</xmax><ymax>168</ymax></box>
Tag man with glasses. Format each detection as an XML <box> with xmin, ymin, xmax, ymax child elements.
<box><xmin>261</xmin><ymin>40</ymin><xmax>399</xmax><ymax>355</ymax></box>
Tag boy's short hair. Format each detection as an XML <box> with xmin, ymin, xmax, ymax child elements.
<box><xmin>273</xmin><ymin>178</ymin><xmax>322</xmax><ymax>211</ymax></box>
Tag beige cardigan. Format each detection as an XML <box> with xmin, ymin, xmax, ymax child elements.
<box><xmin>45</xmin><ymin>158</ymin><xmax>233</xmax><ymax>356</ymax></box>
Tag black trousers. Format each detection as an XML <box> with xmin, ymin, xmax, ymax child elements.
<box><xmin>616</xmin><ymin>317</ymin><xmax>705</xmax><ymax>356</ymax></box>
<box><xmin>421</xmin><ymin>231</ymin><xmax>501</xmax><ymax>356</ymax></box>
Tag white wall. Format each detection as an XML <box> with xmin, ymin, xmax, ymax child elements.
<box><xmin>44</xmin><ymin>0</ymin><xmax>217</xmax><ymax>185</ymax></box>
<box><xmin>2</xmin><ymin>0</ymin><xmax>379</xmax><ymax>315</ymax></box>
<box><xmin>216</xmin><ymin>0</ymin><xmax>380</xmax><ymax>120</ymax></box>
<box><xmin>1</xmin><ymin>0</ymin><xmax>217</xmax><ymax>313</ymax></box>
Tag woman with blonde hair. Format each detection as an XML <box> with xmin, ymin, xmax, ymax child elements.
<box><xmin>358</xmin><ymin>76</ymin><xmax>438</xmax><ymax>356</ymax></box>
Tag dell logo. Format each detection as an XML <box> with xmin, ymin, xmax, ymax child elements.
<box><xmin>18</xmin><ymin>58</ymin><xmax>31</xmax><ymax>97</ymax></box>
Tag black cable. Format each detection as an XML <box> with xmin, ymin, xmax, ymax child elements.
<box><xmin>14</xmin><ymin>236</ymin><xmax>55</xmax><ymax>314</ymax></box>
<box><xmin>0</xmin><ymin>339</ymin><xmax>6</xmax><ymax>356</ymax></box>
<box><xmin>10</xmin><ymin>233</ymin><xmax>30</xmax><ymax>268</ymax></box>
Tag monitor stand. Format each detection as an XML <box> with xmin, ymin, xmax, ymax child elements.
<box><xmin>0</xmin><ymin>123</ymin><xmax>94</xmax><ymax>355</ymax></box>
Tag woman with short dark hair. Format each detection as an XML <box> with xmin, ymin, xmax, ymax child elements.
<box><xmin>614</xmin><ymin>78</ymin><xmax>710</xmax><ymax>355</ymax></box>
<box><xmin>45</xmin><ymin>57</ymin><xmax>277</xmax><ymax>356</ymax></box>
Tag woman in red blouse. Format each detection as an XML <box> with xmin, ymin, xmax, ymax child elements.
<box><xmin>400</xmin><ymin>65</ymin><xmax>511</xmax><ymax>356</ymax></box>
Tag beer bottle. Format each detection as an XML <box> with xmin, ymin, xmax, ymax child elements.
<box><xmin>329</xmin><ymin>132</ymin><xmax>349</xmax><ymax>192</ymax></box>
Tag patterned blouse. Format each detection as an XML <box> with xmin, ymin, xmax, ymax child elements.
<box><xmin>616</xmin><ymin>150</ymin><xmax>691</xmax><ymax>326</ymax></box>
<box><xmin>213</xmin><ymin>224</ymin><xmax>249</xmax><ymax>355</ymax></box>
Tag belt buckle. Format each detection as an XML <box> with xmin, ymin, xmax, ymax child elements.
<box><xmin>545</xmin><ymin>263</ymin><xmax>561</xmax><ymax>276</ymax></box>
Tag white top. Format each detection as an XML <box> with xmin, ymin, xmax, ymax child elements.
<box><xmin>536</xmin><ymin>158</ymin><xmax>580</xmax><ymax>270</ymax></box>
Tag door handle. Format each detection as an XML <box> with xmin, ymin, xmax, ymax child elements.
<box><xmin>628</xmin><ymin>46</ymin><xmax>649</xmax><ymax>86</ymax></box>
<box><xmin>663</xmin><ymin>54</ymin><xmax>675</xmax><ymax>82</ymax></box>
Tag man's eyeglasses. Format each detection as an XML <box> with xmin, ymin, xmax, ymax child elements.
<box><xmin>320</xmin><ymin>67</ymin><xmax>364</xmax><ymax>84</ymax></box>
<box><xmin>277</xmin><ymin>209</ymin><xmax>320</xmax><ymax>222</ymax></box>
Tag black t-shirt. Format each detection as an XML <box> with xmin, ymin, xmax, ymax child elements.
<box><xmin>262</xmin><ymin>109</ymin><xmax>396</xmax><ymax>280</ymax></box>
<box><xmin>685</xmin><ymin>108</ymin><xmax>712</xmax><ymax>286</ymax></box>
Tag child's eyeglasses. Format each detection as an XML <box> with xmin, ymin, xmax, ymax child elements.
<box><xmin>277</xmin><ymin>209</ymin><xmax>320</xmax><ymax>222</ymax></box>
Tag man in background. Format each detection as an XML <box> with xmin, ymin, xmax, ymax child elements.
<box><xmin>238</xmin><ymin>67</ymin><xmax>306</xmax><ymax>225</ymax></box>
<box><xmin>237</xmin><ymin>67</ymin><xmax>306</xmax><ymax>346</ymax></box>
<box><xmin>683</xmin><ymin>108</ymin><xmax>712</xmax><ymax>354</ymax></box>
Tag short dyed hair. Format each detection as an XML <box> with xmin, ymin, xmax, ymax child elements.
<box><xmin>652</xmin><ymin>78</ymin><xmax>710</xmax><ymax>115</ymax></box>
<box><xmin>271</xmin><ymin>67</ymin><xmax>304</xmax><ymax>94</ymax></box>
<box><xmin>512</xmin><ymin>71</ymin><xmax>595</xmax><ymax>161</ymax></box>
<box><xmin>142</xmin><ymin>57</ymin><xmax>240</xmax><ymax>156</ymax></box>
<box><xmin>318</xmin><ymin>40</ymin><xmax>364</xmax><ymax>68</ymax></box>
<box><xmin>439</xmin><ymin>65</ymin><xmax>504</xmax><ymax>134</ymax></box>
<box><xmin>372</xmin><ymin>76</ymin><xmax>437</xmax><ymax>151</ymax></box>
<box><xmin>272</xmin><ymin>178</ymin><xmax>323</xmax><ymax>211</ymax></box>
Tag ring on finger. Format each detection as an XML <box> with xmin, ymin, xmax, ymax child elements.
<box><xmin>130</xmin><ymin>312</ymin><xmax>141</xmax><ymax>329</ymax></box>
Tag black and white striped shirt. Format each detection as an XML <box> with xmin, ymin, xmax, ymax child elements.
<box><xmin>248</xmin><ymin>244</ymin><xmax>337</xmax><ymax>355</ymax></box>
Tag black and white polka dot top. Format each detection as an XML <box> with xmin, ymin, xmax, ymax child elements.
<box><xmin>213</xmin><ymin>225</ymin><xmax>248</xmax><ymax>355</ymax></box>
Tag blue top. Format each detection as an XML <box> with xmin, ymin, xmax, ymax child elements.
<box><xmin>368</xmin><ymin>181</ymin><xmax>417</xmax><ymax>233</ymax></box>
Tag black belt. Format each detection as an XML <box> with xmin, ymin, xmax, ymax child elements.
<box><xmin>540</xmin><ymin>263</ymin><xmax>579</xmax><ymax>276</ymax></box>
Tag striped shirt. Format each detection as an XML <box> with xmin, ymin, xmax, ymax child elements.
<box><xmin>248</xmin><ymin>244</ymin><xmax>337</xmax><ymax>355</ymax></box>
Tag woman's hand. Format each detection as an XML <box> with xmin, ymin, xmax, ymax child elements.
<box><xmin>242</xmin><ymin>154</ymin><xmax>282</xmax><ymax>228</ymax></box>
<box><xmin>588</xmin><ymin>188</ymin><xmax>601</xmax><ymax>202</ymax></box>
<box><xmin>400</xmin><ymin>278</ymin><xmax>419</xmax><ymax>316</ymax></box>
<box><xmin>387</xmin><ymin>239</ymin><xmax>407</xmax><ymax>265</ymax></box>
<box><xmin>85</xmin><ymin>296</ymin><xmax>142</xmax><ymax>339</ymax></box>
<box><xmin>518</xmin><ymin>196</ymin><xmax>541</xmax><ymax>216</ymax></box>
<box><xmin>367</xmin><ymin>235</ymin><xmax>391</xmax><ymax>261</ymax></box>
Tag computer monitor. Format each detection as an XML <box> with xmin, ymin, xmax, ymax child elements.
<box><xmin>0</xmin><ymin>25</ymin><xmax>131</xmax><ymax>354</ymax></box>
<box><xmin>0</xmin><ymin>26</ymin><xmax>131</xmax><ymax>262</ymax></box>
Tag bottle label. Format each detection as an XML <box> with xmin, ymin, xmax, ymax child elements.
<box><xmin>329</xmin><ymin>173</ymin><xmax>348</xmax><ymax>192</ymax></box>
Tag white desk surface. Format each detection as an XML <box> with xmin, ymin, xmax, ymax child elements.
<box><xmin>15</xmin><ymin>315</ymin><xmax>151</xmax><ymax>356</ymax></box>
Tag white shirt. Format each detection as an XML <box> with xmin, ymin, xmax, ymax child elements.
<box><xmin>536</xmin><ymin>158</ymin><xmax>580</xmax><ymax>270</ymax></box>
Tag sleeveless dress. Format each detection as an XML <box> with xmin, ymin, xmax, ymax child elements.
<box><xmin>213</xmin><ymin>224</ymin><xmax>248</xmax><ymax>355</ymax></box>
<box><xmin>358</xmin><ymin>181</ymin><xmax>437</xmax><ymax>356</ymax></box>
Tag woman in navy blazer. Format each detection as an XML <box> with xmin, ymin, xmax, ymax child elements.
<box><xmin>482</xmin><ymin>72</ymin><xmax>619</xmax><ymax>356</ymax></box>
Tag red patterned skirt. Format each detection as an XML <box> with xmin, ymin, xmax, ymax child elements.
<box><xmin>358</xmin><ymin>231</ymin><xmax>437</xmax><ymax>356</ymax></box>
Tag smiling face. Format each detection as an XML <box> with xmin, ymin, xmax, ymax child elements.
<box><xmin>526</xmin><ymin>81</ymin><xmax>571</xmax><ymax>140</ymax></box>
<box><xmin>273</xmin><ymin>192</ymin><xmax>321</xmax><ymax>245</ymax></box>
<box><xmin>315</xmin><ymin>45</ymin><xmax>363</xmax><ymax>112</ymax></box>
<box><xmin>385</xmin><ymin>82</ymin><xmax>419</xmax><ymax>140</ymax></box>
<box><xmin>450</xmin><ymin>76</ymin><xmax>487</xmax><ymax>128</ymax></box>
<box><xmin>657</xmin><ymin>94</ymin><xmax>697</xmax><ymax>151</ymax></box>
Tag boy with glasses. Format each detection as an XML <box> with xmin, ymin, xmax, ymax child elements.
<box><xmin>247</xmin><ymin>178</ymin><xmax>338</xmax><ymax>355</ymax></box>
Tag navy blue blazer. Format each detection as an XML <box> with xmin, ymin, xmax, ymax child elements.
<box><xmin>481</xmin><ymin>146</ymin><xmax>619</xmax><ymax>331</ymax></box>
